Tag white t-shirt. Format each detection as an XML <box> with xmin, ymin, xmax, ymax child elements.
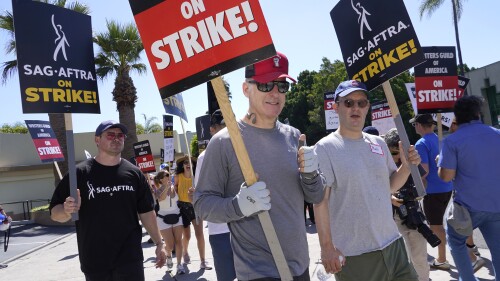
<box><xmin>194</xmin><ymin>150</ymin><xmax>230</xmax><ymax>235</ymax></box>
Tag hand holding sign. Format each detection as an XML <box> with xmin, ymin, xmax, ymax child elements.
<box><xmin>63</xmin><ymin>189</ymin><xmax>81</xmax><ymax>216</ymax></box>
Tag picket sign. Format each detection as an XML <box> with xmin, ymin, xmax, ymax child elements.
<box><xmin>179</xmin><ymin>118</ymin><xmax>195</xmax><ymax>180</ymax></box>
<box><xmin>64</xmin><ymin>113</ymin><xmax>79</xmax><ymax>221</ymax></box>
<box><xmin>54</xmin><ymin>162</ymin><xmax>63</xmax><ymax>180</ymax></box>
<box><xmin>382</xmin><ymin>82</ymin><xmax>426</xmax><ymax>197</ymax></box>
<box><xmin>436</xmin><ymin>113</ymin><xmax>443</xmax><ymax>150</ymax></box>
<box><xmin>210</xmin><ymin>77</ymin><xmax>293</xmax><ymax>280</ymax></box>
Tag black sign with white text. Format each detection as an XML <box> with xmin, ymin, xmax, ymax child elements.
<box><xmin>13</xmin><ymin>0</ymin><xmax>99</xmax><ymax>114</ymax></box>
<box><xmin>331</xmin><ymin>0</ymin><xmax>424</xmax><ymax>90</ymax></box>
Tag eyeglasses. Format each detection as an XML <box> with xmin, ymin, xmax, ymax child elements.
<box><xmin>103</xmin><ymin>132</ymin><xmax>126</xmax><ymax>140</ymax></box>
<box><xmin>390</xmin><ymin>151</ymin><xmax>400</xmax><ymax>156</ymax></box>
<box><xmin>183</xmin><ymin>161</ymin><xmax>190</xmax><ymax>165</ymax></box>
<box><xmin>247</xmin><ymin>80</ymin><xmax>290</xmax><ymax>94</ymax></box>
<box><xmin>337</xmin><ymin>99</ymin><xmax>369</xmax><ymax>108</ymax></box>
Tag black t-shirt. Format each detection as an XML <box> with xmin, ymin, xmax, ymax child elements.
<box><xmin>49</xmin><ymin>158</ymin><xmax>154</xmax><ymax>274</ymax></box>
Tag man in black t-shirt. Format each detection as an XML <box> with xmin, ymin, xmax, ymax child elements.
<box><xmin>50</xmin><ymin>120</ymin><xmax>166</xmax><ymax>281</ymax></box>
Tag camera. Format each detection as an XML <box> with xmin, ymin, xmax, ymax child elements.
<box><xmin>395</xmin><ymin>184</ymin><xmax>441</xmax><ymax>248</ymax></box>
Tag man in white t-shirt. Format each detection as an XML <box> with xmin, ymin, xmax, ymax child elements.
<box><xmin>194</xmin><ymin>110</ymin><xmax>235</xmax><ymax>281</ymax></box>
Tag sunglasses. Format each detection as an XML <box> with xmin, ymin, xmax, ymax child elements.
<box><xmin>390</xmin><ymin>151</ymin><xmax>400</xmax><ymax>156</ymax></box>
<box><xmin>183</xmin><ymin>161</ymin><xmax>190</xmax><ymax>165</ymax></box>
<box><xmin>248</xmin><ymin>80</ymin><xmax>290</xmax><ymax>94</ymax></box>
<box><xmin>103</xmin><ymin>132</ymin><xmax>126</xmax><ymax>140</ymax></box>
<box><xmin>337</xmin><ymin>99</ymin><xmax>369</xmax><ymax>108</ymax></box>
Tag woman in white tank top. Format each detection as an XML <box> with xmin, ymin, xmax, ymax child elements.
<box><xmin>154</xmin><ymin>171</ymin><xmax>185</xmax><ymax>274</ymax></box>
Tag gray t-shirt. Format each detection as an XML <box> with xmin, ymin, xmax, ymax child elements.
<box><xmin>194</xmin><ymin>120</ymin><xmax>325</xmax><ymax>279</ymax></box>
<box><xmin>315</xmin><ymin>131</ymin><xmax>400</xmax><ymax>256</ymax></box>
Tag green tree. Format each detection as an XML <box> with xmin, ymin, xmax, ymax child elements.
<box><xmin>281</xmin><ymin>58</ymin><xmax>348</xmax><ymax>145</ymax></box>
<box><xmin>93</xmin><ymin>20</ymin><xmax>146</xmax><ymax>161</ymax></box>
<box><xmin>0</xmin><ymin>122</ymin><xmax>28</xmax><ymax>134</ymax></box>
<box><xmin>138</xmin><ymin>114</ymin><xmax>162</xmax><ymax>134</ymax></box>
<box><xmin>282</xmin><ymin>58</ymin><xmax>418</xmax><ymax>144</ymax></box>
<box><xmin>419</xmin><ymin>0</ymin><xmax>467</xmax><ymax>76</ymax></box>
<box><xmin>368</xmin><ymin>71</ymin><xmax>419</xmax><ymax>143</ymax></box>
<box><xmin>190</xmin><ymin>135</ymin><xmax>199</xmax><ymax>158</ymax></box>
<box><xmin>0</xmin><ymin>0</ymin><xmax>90</xmax><ymax>185</ymax></box>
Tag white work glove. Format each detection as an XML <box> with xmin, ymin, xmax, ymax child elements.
<box><xmin>300</xmin><ymin>146</ymin><xmax>319</xmax><ymax>174</ymax></box>
<box><xmin>235</xmin><ymin>181</ymin><xmax>271</xmax><ymax>217</ymax></box>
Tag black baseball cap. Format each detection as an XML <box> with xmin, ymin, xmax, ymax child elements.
<box><xmin>95</xmin><ymin>120</ymin><xmax>128</xmax><ymax>136</ymax></box>
<box><xmin>409</xmin><ymin>114</ymin><xmax>436</xmax><ymax>125</ymax></box>
<box><xmin>210</xmin><ymin>109</ymin><xmax>225</xmax><ymax>126</ymax></box>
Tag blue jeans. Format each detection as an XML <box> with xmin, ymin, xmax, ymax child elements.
<box><xmin>446</xmin><ymin>210</ymin><xmax>500</xmax><ymax>281</ymax></box>
<box><xmin>209</xmin><ymin>232</ymin><xmax>236</xmax><ymax>281</ymax></box>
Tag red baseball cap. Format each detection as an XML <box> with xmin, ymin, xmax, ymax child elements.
<box><xmin>245</xmin><ymin>52</ymin><xmax>296</xmax><ymax>83</ymax></box>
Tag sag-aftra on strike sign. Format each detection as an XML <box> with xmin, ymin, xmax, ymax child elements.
<box><xmin>129</xmin><ymin>0</ymin><xmax>275</xmax><ymax>98</ymax></box>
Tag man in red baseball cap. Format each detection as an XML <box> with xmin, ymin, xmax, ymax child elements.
<box><xmin>194</xmin><ymin>52</ymin><xmax>326</xmax><ymax>280</ymax></box>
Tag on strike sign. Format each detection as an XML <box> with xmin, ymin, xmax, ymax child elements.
<box><xmin>129</xmin><ymin>0</ymin><xmax>275</xmax><ymax>98</ymax></box>
<box><xmin>133</xmin><ymin>140</ymin><xmax>156</xmax><ymax>173</ymax></box>
<box><xmin>25</xmin><ymin>120</ymin><xmax>64</xmax><ymax>163</ymax></box>
<box><xmin>330</xmin><ymin>0</ymin><xmax>424</xmax><ymax>91</ymax></box>
<box><xmin>13</xmin><ymin>0</ymin><xmax>99</xmax><ymax>114</ymax></box>
<box><xmin>414</xmin><ymin>46</ymin><xmax>458</xmax><ymax>113</ymax></box>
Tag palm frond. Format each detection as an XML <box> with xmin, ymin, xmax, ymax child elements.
<box><xmin>419</xmin><ymin>0</ymin><xmax>445</xmax><ymax>18</ymax></box>
<box><xmin>1</xmin><ymin>59</ymin><xmax>18</xmax><ymax>84</ymax></box>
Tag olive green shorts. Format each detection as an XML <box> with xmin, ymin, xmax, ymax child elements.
<box><xmin>335</xmin><ymin>238</ymin><xmax>418</xmax><ymax>281</ymax></box>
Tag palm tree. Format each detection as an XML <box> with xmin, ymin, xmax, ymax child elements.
<box><xmin>139</xmin><ymin>114</ymin><xmax>162</xmax><ymax>134</ymax></box>
<box><xmin>93</xmin><ymin>20</ymin><xmax>146</xmax><ymax>161</ymax></box>
<box><xmin>0</xmin><ymin>0</ymin><xmax>90</xmax><ymax>185</ymax></box>
<box><xmin>419</xmin><ymin>0</ymin><xmax>466</xmax><ymax>76</ymax></box>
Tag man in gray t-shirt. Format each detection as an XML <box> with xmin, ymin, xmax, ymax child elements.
<box><xmin>314</xmin><ymin>80</ymin><xmax>421</xmax><ymax>281</ymax></box>
<box><xmin>194</xmin><ymin>52</ymin><xmax>325</xmax><ymax>280</ymax></box>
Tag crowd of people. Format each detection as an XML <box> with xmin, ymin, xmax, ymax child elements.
<box><xmin>46</xmin><ymin>52</ymin><xmax>499</xmax><ymax>281</ymax></box>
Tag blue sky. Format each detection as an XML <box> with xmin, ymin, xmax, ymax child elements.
<box><xmin>1</xmin><ymin>0</ymin><xmax>499</xmax><ymax>133</ymax></box>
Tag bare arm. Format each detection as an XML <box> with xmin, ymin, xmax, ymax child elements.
<box><xmin>313</xmin><ymin>187</ymin><xmax>344</xmax><ymax>274</ymax></box>
<box><xmin>139</xmin><ymin>210</ymin><xmax>167</xmax><ymax>268</ymax></box>
<box><xmin>438</xmin><ymin>167</ymin><xmax>456</xmax><ymax>182</ymax></box>
<box><xmin>174</xmin><ymin>176</ymin><xmax>179</xmax><ymax>194</ymax></box>
<box><xmin>390</xmin><ymin>143</ymin><xmax>420</xmax><ymax>193</ymax></box>
<box><xmin>50</xmin><ymin>189</ymin><xmax>80</xmax><ymax>223</ymax></box>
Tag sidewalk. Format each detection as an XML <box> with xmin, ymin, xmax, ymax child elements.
<box><xmin>0</xmin><ymin>223</ymin><xmax>495</xmax><ymax>280</ymax></box>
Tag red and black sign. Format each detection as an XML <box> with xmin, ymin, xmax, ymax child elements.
<box><xmin>458</xmin><ymin>75</ymin><xmax>470</xmax><ymax>96</ymax></box>
<box><xmin>129</xmin><ymin>0</ymin><xmax>275</xmax><ymax>98</ymax></box>
<box><xmin>133</xmin><ymin>140</ymin><xmax>156</xmax><ymax>173</ymax></box>
<box><xmin>13</xmin><ymin>0</ymin><xmax>99</xmax><ymax>114</ymax></box>
<box><xmin>330</xmin><ymin>0</ymin><xmax>424</xmax><ymax>90</ymax></box>
<box><xmin>25</xmin><ymin>120</ymin><xmax>64</xmax><ymax>163</ymax></box>
<box><xmin>370</xmin><ymin>100</ymin><xmax>396</xmax><ymax>135</ymax></box>
<box><xmin>414</xmin><ymin>46</ymin><xmax>458</xmax><ymax>113</ymax></box>
<box><xmin>324</xmin><ymin>92</ymin><xmax>339</xmax><ymax>132</ymax></box>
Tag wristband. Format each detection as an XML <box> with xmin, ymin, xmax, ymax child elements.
<box><xmin>302</xmin><ymin>170</ymin><xmax>319</xmax><ymax>181</ymax></box>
